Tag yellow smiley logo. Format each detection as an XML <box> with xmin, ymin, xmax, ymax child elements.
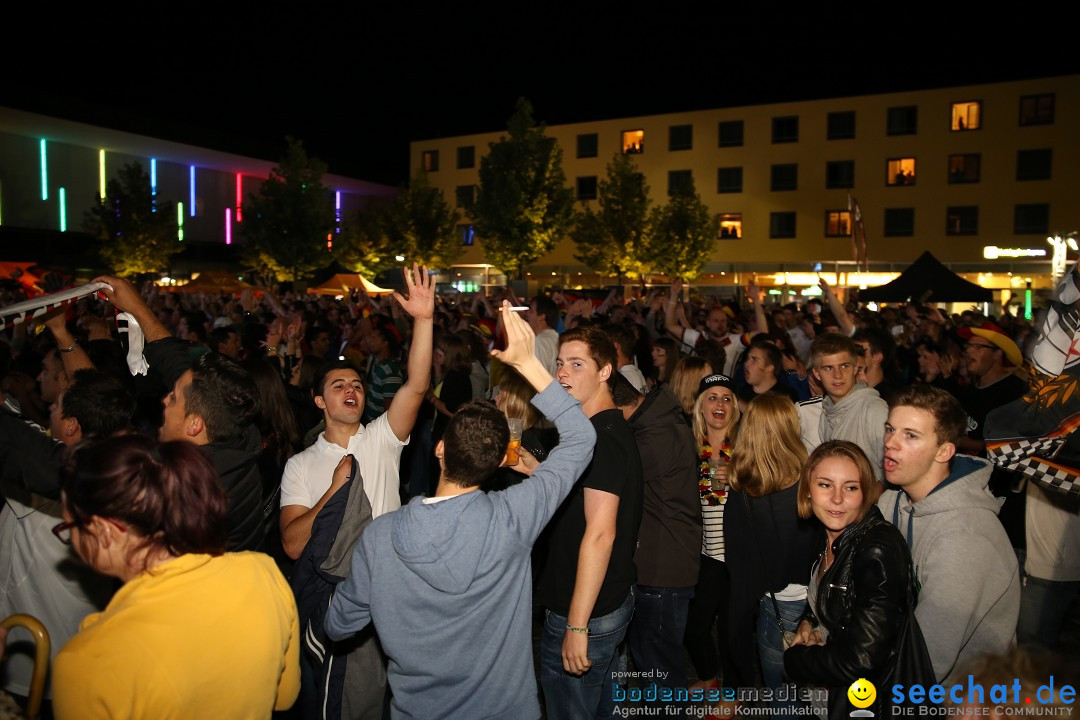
<box><xmin>847</xmin><ymin>678</ymin><xmax>876</xmax><ymax>709</ymax></box>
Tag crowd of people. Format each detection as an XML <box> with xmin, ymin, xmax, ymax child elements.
<box><xmin>0</xmin><ymin>264</ymin><xmax>1076</xmax><ymax>719</ymax></box>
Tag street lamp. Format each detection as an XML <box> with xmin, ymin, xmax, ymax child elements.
<box><xmin>1048</xmin><ymin>234</ymin><xmax>1079</xmax><ymax>285</ymax></box>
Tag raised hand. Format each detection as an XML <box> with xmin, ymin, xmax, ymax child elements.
<box><xmin>92</xmin><ymin>275</ymin><xmax>142</xmax><ymax>313</ymax></box>
<box><xmin>392</xmin><ymin>264</ymin><xmax>435</xmax><ymax>320</ymax></box>
<box><xmin>489</xmin><ymin>300</ymin><xmax>537</xmax><ymax>371</ymax></box>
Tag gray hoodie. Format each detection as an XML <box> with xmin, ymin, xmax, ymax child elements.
<box><xmin>325</xmin><ymin>382</ymin><xmax>595</xmax><ymax>720</ymax></box>
<box><xmin>878</xmin><ymin>456</ymin><xmax>1020</xmax><ymax>682</ymax></box>
<box><xmin>820</xmin><ymin>383</ymin><xmax>888</xmax><ymax>480</ymax></box>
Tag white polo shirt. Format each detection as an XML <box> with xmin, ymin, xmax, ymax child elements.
<box><xmin>280</xmin><ymin>412</ymin><xmax>407</xmax><ymax>519</ymax></box>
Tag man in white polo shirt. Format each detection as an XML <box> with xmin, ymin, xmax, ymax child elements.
<box><xmin>279</xmin><ymin>264</ymin><xmax>434</xmax><ymax>559</ymax></box>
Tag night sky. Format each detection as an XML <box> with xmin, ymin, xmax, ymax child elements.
<box><xmin>5</xmin><ymin>6</ymin><xmax>1075</xmax><ymax>186</ymax></box>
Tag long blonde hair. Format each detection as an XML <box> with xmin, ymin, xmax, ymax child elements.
<box><xmin>729</xmin><ymin>393</ymin><xmax>806</xmax><ymax>497</ymax></box>
<box><xmin>692</xmin><ymin>384</ymin><xmax>739</xmax><ymax>446</ymax></box>
<box><xmin>671</xmin><ymin>357</ymin><xmax>712</xmax><ymax>417</ymax></box>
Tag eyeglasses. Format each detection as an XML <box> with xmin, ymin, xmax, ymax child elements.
<box><xmin>965</xmin><ymin>342</ymin><xmax>996</xmax><ymax>352</ymax></box>
<box><xmin>52</xmin><ymin>516</ymin><xmax>127</xmax><ymax>545</ymax></box>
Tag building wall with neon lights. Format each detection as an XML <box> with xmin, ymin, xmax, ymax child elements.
<box><xmin>0</xmin><ymin>106</ymin><xmax>396</xmax><ymax>264</ymax></box>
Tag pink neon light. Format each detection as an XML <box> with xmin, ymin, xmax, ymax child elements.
<box><xmin>225</xmin><ymin>208</ymin><xmax>232</xmax><ymax>245</ymax></box>
<box><xmin>235</xmin><ymin>173</ymin><xmax>243</xmax><ymax>222</ymax></box>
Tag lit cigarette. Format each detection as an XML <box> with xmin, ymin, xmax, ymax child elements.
<box><xmin>507</xmin><ymin>306</ymin><xmax>529</xmax><ymax>312</ymax></box>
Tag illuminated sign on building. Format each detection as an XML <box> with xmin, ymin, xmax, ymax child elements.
<box><xmin>983</xmin><ymin>246</ymin><xmax>1048</xmax><ymax>259</ymax></box>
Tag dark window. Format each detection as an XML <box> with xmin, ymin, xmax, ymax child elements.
<box><xmin>887</xmin><ymin>106</ymin><xmax>918</xmax><ymax>135</ymax></box>
<box><xmin>770</xmin><ymin>211</ymin><xmax>796</xmax><ymax>238</ymax></box>
<box><xmin>825</xmin><ymin>210</ymin><xmax>852</xmax><ymax>237</ymax></box>
<box><xmin>1015</xmin><ymin>204</ymin><xmax>1050</xmax><ymax>235</ymax></box>
<box><xmin>668</xmin><ymin>170</ymin><xmax>693</xmax><ymax>196</ymax></box>
<box><xmin>1020</xmin><ymin>94</ymin><xmax>1055</xmax><ymax>126</ymax></box>
<box><xmin>577</xmin><ymin>133</ymin><xmax>599</xmax><ymax>158</ymax></box>
<box><xmin>422</xmin><ymin>150</ymin><xmax>439</xmax><ymax>172</ymax></box>
<box><xmin>455</xmin><ymin>185</ymin><xmax>476</xmax><ymax>209</ymax></box>
<box><xmin>771</xmin><ymin>163</ymin><xmax>798</xmax><ymax>191</ymax></box>
<box><xmin>718</xmin><ymin>120</ymin><xmax>744</xmax><ymax>147</ymax></box>
<box><xmin>622</xmin><ymin>130</ymin><xmax>644</xmax><ymax>154</ymax></box>
<box><xmin>886</xmin><ymin>158</ymin><xmax>916</xmax><ymax>186</ymax></box>
<box><xmin>716</xmin><ymin>167</ymin><xmax>743</xmax><ymax>194</ymax></box>
<box><xmin>456</xmin><ymin>146</ymin><xmax>475</xmax><ymax>169</ymax></box>
<box><xmin>576</xmin><ymin>176</ymin><xmax>598</xmax><ymax>201</ymax></box>
<box><xmin>669</xmin><ymin>124</ymin><xmax>692</xmax><ymax>151</ymax></box>
<box><xmin>1017</xmin><ymin>149</ymin><xmax>1052</xmax><ymax>181</ymax></box>
<box><xmin>884</xmin><ymin>208</ymin><xmax>915</xmax><ymax>237</ymax></box>
<box><xmin>946</xmin><ymin>206</ymin><xmax>979</xmax><ymax>236</ymax></box>
<box><xmin>459</xmin><ymin>224</ymin><xmax>474</xmax><ymax>246</ymax></box>
<box><xmin>718</xmin><ymin>213</ymin><xmax>742</xmax><ymax>239</ymax></box>
<box><xmin>826</xmin><ymin>160</ymin><xmax>855</xmax><ymax>189</ymax></box>
<box><xmin>951</xmin><ymin>101</ymin><xmax>981</xmax><ymax>131</ymax></box>
<box><xmin>772</xmin><ymin>116</ymin><xmax>799</xmax><ymax>143</ymax></box>
<box><xmin>827</xmin><ymin>111</ymin><xmax>856</xmax><ymax>140</ymax></box>
<box><xmin>948</xmin><ymin>154</ymin><xmax>981</xmax><ymax>184</ymax></box>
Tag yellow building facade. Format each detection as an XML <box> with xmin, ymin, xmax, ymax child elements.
<box><xmin>411</xmin><ymin>75</ymin><xmax>1078</xmax><ymax>293</ymax></box>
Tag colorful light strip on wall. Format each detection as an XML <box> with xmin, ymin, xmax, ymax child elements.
<box><xmin>39</xmin><ymin>139</ymin><xmax>48</xmax><ymax>200</ymax></box>
<box><xmin>189</xmin><ymin>165</ymin><xmax>196</xmax><ymax>217</ymax></box>
<box><xmin>177</xmin><ymin>202</ymin><xmax>185</xmax><ymax>242</ymax></box>
<box><xmin>235</xmin><ymin>173</ymin><xmax>243</xmax><ymax>222</ymax></box>
<box><xmin>335</xmin><ymin>191</ymin><xmax>341</xmax><ymax>233</ymax></box>
<box><xmin>225</xmin><ymin>208</ymin><xmax>232</xmax><ymax>245</ymax></box>
<box><xmin>1</xmin><ymin>180</ymin><xmax>4</xmax><ymax>225</ymax></box>
<box><xmin>99</xmin><ymin>150</ymin><xmax>106</xmax><ymax>200</ymax></box>
<box><xmin>58</xmin><ymin>187</ymin><xmax>67</xmax><ymax>232</ymax></box>
<box><xmin>150</xmin><ymin>158</ymin><xmax>158</xmax><ymax>212</ymax></box>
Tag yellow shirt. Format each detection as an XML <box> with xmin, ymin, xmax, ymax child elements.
<box><xmin>52</xmin><ymin>552</ymin><xmax>300</xmax><ymax>720</ymax></box>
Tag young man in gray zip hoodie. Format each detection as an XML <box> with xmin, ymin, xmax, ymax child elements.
<box><xmin>325</xmin><ymin>302</ymin><xmax>596</xmax><ymax>720</ymax></box>
<box><xmin>879</xmin><ymin>384</ymin><xmax>1020</xmax><ymax>682</ymax></box>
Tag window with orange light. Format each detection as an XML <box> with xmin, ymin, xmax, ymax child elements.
<box><xmin>622</xmin><ymin>130</ymin><xmax>644</xmax><ymax>154</ymax></box>
<box><xmin>718</xmin><ymin>213</ymin><xmax>742</xmax><ymax>239</ymax></box>
<box><xmin>951</xmin><ymin>101</ymin><xmax>981</xmax><ymax>131</ymax></box>
<box><xmin>886</xmin><ymin>158</ymin><xmax>916</xmax><ymax>186</ymax></box>
<box><xmin>825</xmin><ymin>210</ymin><xmax>852</xmax><ymax>237</ymax></box>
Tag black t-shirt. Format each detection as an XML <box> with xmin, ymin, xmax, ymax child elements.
<box><xmin>537</xmin><ymin>409</ymin><xmax>644</xmax><ymax>617</ymax></box>
<box><xmin>960</xmin><ymin>373</ymin><xmax>1027</xmax><ymax>441</ymax></box>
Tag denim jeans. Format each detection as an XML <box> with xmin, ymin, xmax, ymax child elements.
<box><xmin>1018</xmin><ymin>573</ymin><xmax>1080</xmax><ymax>651</ymax></box>
<box><xmin>541</xmin><ymin>590</ymin><xmax>635</xmax><ymax>720</ymax></box>
<box><xmin>629</xmin><ymin>585</ymin><xmax>694</xmax><ymax>691</ymax></box>
<box><xmin>756</xmin><ymin>595</ymin><xmax>806</xmax><ymax>717</ymax></box>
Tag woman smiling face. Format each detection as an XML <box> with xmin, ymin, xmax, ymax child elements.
<box><xmin>809</xmin><ymin>456</ymin><xmax>864</xmax><ymax>543</ymax></box>
<box><xmin>701</xmin><ymin>387</ymin><xmax>736</xmax><ymax>433</ymax></box>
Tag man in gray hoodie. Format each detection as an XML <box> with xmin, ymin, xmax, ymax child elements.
<box><xmin>879</xmin><ymin>384</ymin><xmax>1020</xmax><ymax>682</ymax></box>
<box><xmin>325</xmin><ymin>302</ymin><xmax>596</xmax><ymax>720</ymax></box>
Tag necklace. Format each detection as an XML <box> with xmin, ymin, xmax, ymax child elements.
<box><xmin>699</xmin><ymin>436</ymin><xmax>732</xmax><ymax>506</ymax></box>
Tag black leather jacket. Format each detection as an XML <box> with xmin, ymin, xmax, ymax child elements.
<box><xmin>784</xmin><ymin>506</ymin><xmax>918</xmax><ymax>715</ymax></box>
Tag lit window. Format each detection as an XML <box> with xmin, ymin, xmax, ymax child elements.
<box><xmin>1020</xmin><ymin>94</ymin><xmax>1055</xmax><ymax>126</ymax></box>
<box><xmin>718</xmin><ymin>213</ymin><xmax>742</xmax><ymax>239</ymax></box>
<box><xmin>718</xmin><ymin>120</ymin><xmax>743</xmax><ymax>147</ymax></box>
<box><xmin>577</xmin><ymin>133</ymin><xmax>599</xmax><ymax>158</ymax></box>
<box><xmin>577</xmin><ymin>176</ymin><xmax>598</xmax><ymax>201</ymax></box>
<box><xmin>827</xmin><ymin>111</ymin><xmax>855</xmax><ymax>140</ymax></box>
<box><xmin>884</xmin><ymin>208</ymin><xmax>914</xmax><ymax>237</ymax></box>
<box><xmin>457</xmin><ymin>146</ymin><xmax>475</xmax><ymax>169</ymax></box>
<box><xmin>1014</xmin><ymin>204</ymin><xmax>1049</xmax><ymax>235</ymax></box>
<box><xmin>948</xmin><ymin>154</ymin><xmax>980</xmax><ymax>184</ymax></box>
<box><xmin>622</xmin><ymin>130</ymin><xmax>644</xmax><ymax>154</ymax></box>
<box><xmin>951</xmin><ymin>101</ymin><xmax>981</xmax><ymax>131</ymax></box>
<box><xmin>422</xmin><ymin>150</ymin><xmax>439</xmax><ymax>172</ymax></box>
<box><xmin>825</xmin><ymin>210</ymin><xmax>852</xmax><ymax>237</ymax></box>
<box><xmin>669</xmin><ymin>125</ymin><xmax>692</xmax><ymax>151</ymax></box>
<box><xmin>946</xmin><ymin>206</ymin><xmax>979</xmax><ymax>236</ymax></box>
<box><xmin>826</xmin><ymin>161</ymin><xmax>854</xmax><ymax>189</ymax></box>
<box><xmin>772</xmin><ymin>116</ymin><xmax>798</xmax><ymax>143</ymax></box>
<box><xmin>770</xmin><ymin>211</ymin><xmax>796</xmax><ymax>239</ymax></box>
<box><xmin>1016</xmin><ymin>149</ymin><xmax>1052</xmax><ymax>181</ymax></box>
<box><xmin>771</xmin><ymin>164</ymin><xmax>798</xmax><ymax>191</ymax></box>
<box><xmin>459</xmin><ymin>224</ymin><xmax>474</xmax><ymax>246</ymax></box>
<box><xmin>887</xmin><ymin>106</ymin><xmax>917</xmax><ymax>135</ymax></box>
<box><xmin>886</xmin><ymin>158</ymin><xmax>916</xmax><ymax>186</ymax></box>
<box><xmin>717</xmin><ymin>167</ymin><xmax>742</xmax><ymax>194</ymax></box>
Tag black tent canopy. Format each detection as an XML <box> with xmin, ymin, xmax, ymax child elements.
<box><xmin>857</xmin><ymin>251</ymin><xmax>993</xmax><ymax>303</ymax></box>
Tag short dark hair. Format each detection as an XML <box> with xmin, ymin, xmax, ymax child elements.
<box><xmin>809</xmin><ymin>332</ymin><xmax>862</xmax><ymax>365</ymax></box>
<box><xmin>63</xmin><ymin>435</ymin><xmax>228</xmax><ymax>562</ymax></box>
<box><xmin>560</xmin><ymin>325</ymin><xmax>618</xmax><ymax>383</ymax></box>
<box><xmin>184</xmin><ymin>352</ymin><xmax>260</xmax><ymax>443</ymax></box>
<box><xmin>208</xmin><ymin>325</ymin><xmax>238</xmax><ymax>353</ymax></box>
<box><xmin>305</xmin><ymin>324</ymin><xmax>330</xmax><ymax>345</ymax></box>
<box><xmin>601</xmin><ymin>323</ymin><xmax>635</xmax><ymax>361</ymax></box>
<box><xmin>610</xmin><ymin>371</ymin><xmax>643</xmax><ymax>409</ymax></box>
<box><xmin>749</xmin><ymin>338</ymin><xmax>782</xmax><ymax>378</ymax></box>
<box><xmin>62</xmin><ymin>369</ymin><xmax>135</xmax><ymax>438</ymax></box>
<box><xmin>312</xmin><ymin>358</ymin><xmax>361</xmax><ymax>398</ymax></box>
<box><xmin>853</xmin><ymin>326</ymin><xmax>896</xmax><ymax>362</ymax></box>
<box><xmin>531</xmin><ymin>295</ymin><xmax>559</xmax><ymax>329</ymax></box>
<box><xmin>442</xmin><ymin>401</ymin><xmax>510</xmax><ymax>487</ymax></box>
<box><xmin>889</xmin><ymin>384</ymin><xmax>967</xmax><ymax>445</ymax></box>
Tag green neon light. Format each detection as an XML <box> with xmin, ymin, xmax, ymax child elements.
<box><xmin>99</xmin><ymin>149</ymin><xmax>106</xmax><ymax>200</ymax></box>
<box><xmin>177</xmin><ymin>202</ymin><xmax>184</xmax><ymax>242</ymax></box>
<box><xmin>1025</xmin><ymin>289</ymin><xmax>1032</xmax><ymax>321</ymax></box>
<box><xmin>40</xmin><ymin>139</ymin><xmax>48</xmax><ymax>200</ymax></box>
<box><xmin>59</xmin><ymin>187</ymin><xmax>67</xmax><ymax>232</ymax></box>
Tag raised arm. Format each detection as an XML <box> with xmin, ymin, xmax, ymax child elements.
<box><xmin>665</xmin><ymin>280</ymin><xmax>690</xmax><ymax>341</ymax></box>
<box><xmin>386</xmin><ymin>264</ymin><xmax>435</xmax><ymax>441</ymax></box>
<box><xmin>42</xmin><ymin>312</ymin><xmax>94</xmax><ymax>375</ymax></box>
<box><xmin>92</xmin><ymin>275</ymin><xmax>172</xmax><ymax>344</ymax></box>
<box><xmin>748</xmin><ymin>280</ymin><xmax>769</xmax><ymax>338</ymax></box>
<box><xmin>818</xmin><ymin>277</ymin><xmax>854</xmax><ymax>336</ymax></box>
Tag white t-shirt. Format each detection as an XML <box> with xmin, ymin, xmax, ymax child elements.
<box><xmin>280</xmin><ymin>412</ymin><xmax>407</xmax><ymax>519</ymax></box>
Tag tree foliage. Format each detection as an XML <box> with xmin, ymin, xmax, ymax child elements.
<box><xmin>241</xmin><ymin>138</ymin><xmax>334</xmax><ymax>281</ymax></box>
<box><xmin>572</xmin><ymin>153</ymin><xmax>652</xmax><ymax>281</ymax></box>
<box><xmin>84</xmin><ymin>162</ymin><xmax>180</xmax><ymax>277</ymax></box>
<box><xmin>473</xmin><ymin>98</ymin><xmax>575</xmax><ymax>278</ymax></box>
<box><xmin>640</xmin><ymin>181</ymin><xmax>718</xmax><ymax>281</ymax></box>
<box><xmin>335</xmin><ymin>170</ymin><xmax>461</xmax><ymax>275</ymax></box>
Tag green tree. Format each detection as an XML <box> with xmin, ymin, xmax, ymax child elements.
<box><xmin>641</xmin><ymin>181</ymin><xmax>718</xmax><ymax>281</ymax></box>
<box><xmin>84</xmin><ymin>162</ymin><xmax>180</xmax><ymax>276</ymax></box>
<box><xmin>332</xmin><ymin>200</ymin><xmax>400</xmax><ymax>278</ymax></box>
<box><xmin>572</xmin><ymin>153</ymin><xmax>652</xmax><ymax>283</ymax></box>
<box><xmin>242</xmin><ymin>138</ymin><xmax>334</xmax><ymax>281</ymax></box>
<box><xmin>473</xmin><ymin>98</ymin><xmax>574</xmax><ymax>278</ymax></box>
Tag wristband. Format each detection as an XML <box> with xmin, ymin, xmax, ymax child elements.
<box><xmin>565</xmin><ymin>624</ymin><xmax>590</xmax><ymax>635</ymax></box>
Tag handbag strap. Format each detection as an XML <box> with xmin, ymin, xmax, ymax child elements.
<box><xmin>739</xmin><ymin>490</ymin><xmax>787</xmax><ymax>637</ymax></box>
